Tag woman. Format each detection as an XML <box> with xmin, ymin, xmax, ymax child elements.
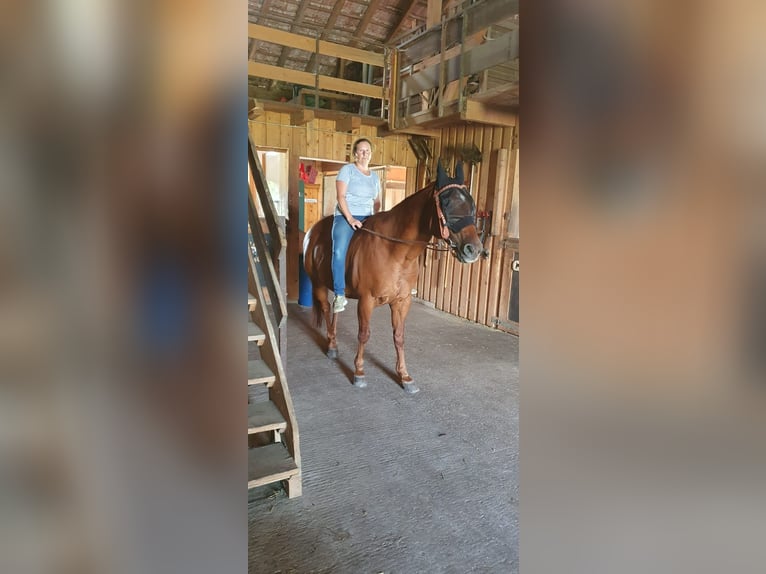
<box><xmin>331</xmin><ymin>138</ymin><xmax>381</xmax><ymax>313</ymax></box>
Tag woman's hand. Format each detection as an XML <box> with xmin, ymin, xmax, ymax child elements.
<box><xmin>348</xmin><ymin>218</ymin><xmax>363</xmax><ymax>230</ymax></box>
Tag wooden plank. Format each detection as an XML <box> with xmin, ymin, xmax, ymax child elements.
<box><xmin>469</xmin><ymin>124</ymin><xmax>492</xmax><ymax>321</ymax></box>
<box><xmin>336</xmin><ymin>116</ymin><xmax>361</xmax><ymax>133</ymax></box>
<box><xmin>286</xmin><ymin>145</ymin><xmax>300</xmax><ymax>301</ymax></box>
<box><xmin>318</xmin><ymin>76</ymin><xmax>383</xmax><ymax>100</ymax></box>
<box><xmin>248</xmin><ymin>359</ymin><xmax>275</xmax><ymax>386</ymax></box>
<box><xmin>249</xmin><ymin>191</ymin><xmax>286</xmax><ymax>328</ymax></box>
<box><xmin>249</xmin><ymin>23</ymin><xmax>384</xmax><ymax>68</ymax></box>
<box><xmin>491</xmin><ymin>149</ymin><xmax>510</xmax><ymax>236</ymax></box>
<box><xmin>458</xmin><ymin>124</ymin><xmax>478</xmax><ymax>319</ymax></box>
<box><xmin>264</xmin><ymin>110</ymin><xmax>280</xmax><ymax>147</ymax></box>
<box><xmin>495</xmin><ymin>243</ymin><xmax>514</xmax><ymax>327</ymax></box>
<box><xmin>248</xmin><ymin>137</ymin><xmax>284</xmax><ymax>256</ymax></box>
<box><xmin>477</xmin><ymin>236</ymin><xmax>493</xmax><ymax>325</ymax></box>
<box><xmin>250</xmin><ymin>119</ymin><xmax>266</xmax><ymax>146</ymax></box>
<box><xmin>434</xmin><ymin>248</ymin><xmax>446</xmax><ymax>310</ymax></box>
<box><xmin>461</xmin><ymin>100</ymin><xmax>517</xmax><ymax>128</ymax></box>
<box><xmin>426</xmin><ymin>0</ymin><xmax>441</xmax><ymax>27</ymax></box>
<box><xmin>449</xmin><ymin>125</ymin><xmax>467</xmax><ymax>316</ymax></box>
<box><xmin>249</xmin><ymin>61</ymin><xmax>315</xmax><ymax>87</ymax></box>
<box><xmin>248</xmin><ymin>320</ymin><xmax>265</xmax><ymax>344</ymax></box>
<box><xmin>319</xmin><ymin>42</ymin><xmax>384</xmax><ymax>69</ymax></box>
<box><xmin>248</xmin><ymin>62</ymin><xmax>384</xmax><ymax>99</ymax></box>
<box><xmin>248</xmin><ymin>444</ymin><xmax>298</xmax><ymax>489</ymax></box>
<box><xmin>508</xmin><ymin>148</ymin><xmax>519</xmax><ymax>238</ymax></box>
<box><xmin>249</xmin><ymin>23</ymin><xmax>315</xmax><ymax>52</ymax></box>
<box><xmin>442</xmin><ymin>248</ymin><xmax>455</xmax><ymax>313</ymax></box>
<box><xmin>248</xmin><ymin>400</ymin><xmax>287</xmax><ymax>434</ymax></box>
<box><xmin>485</xmin><ymin>237</ymin><xmax>504</xmax><ymax>327</ymax></box>
<box><xmin>291</xmin><ymin>109</ymin><xmax>314</xmax><ymax>126</ymax></box>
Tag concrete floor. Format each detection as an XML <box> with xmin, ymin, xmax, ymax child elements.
<box><xmin>249</xmin><ymin>300</ymin><xmax>519</xmax><ymax>574</ymax></box>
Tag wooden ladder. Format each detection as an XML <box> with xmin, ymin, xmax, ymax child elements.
<box><xmin>247</xmin><ymin>139</ymin><xmax>301</xmax><ymax>498</ymax></box>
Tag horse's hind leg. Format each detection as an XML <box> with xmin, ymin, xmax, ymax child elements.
<box><xmin>352</xmin><ymin>296</ymin><xmax>374</xmax><ymax>388</ymax></box>
<box><xmin>315</xmin><ymin>286</ymin><xmax>338</xmax><ymax>359</ymax></box>
<box><xmin>390</xmin><ymin>296</ymin><xmax>419</xmax><ymax>394</ymax></box>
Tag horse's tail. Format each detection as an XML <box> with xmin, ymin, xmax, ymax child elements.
<box><xmin>303</xmin><ymin>224</ymin><xmax>324</xmax><ymax>329</ymax></box>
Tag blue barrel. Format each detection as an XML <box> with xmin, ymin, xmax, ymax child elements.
<box><xmin>298</xmin><ymin>254</ymin><xmax>313</xmax><ymax>307</ymax></box>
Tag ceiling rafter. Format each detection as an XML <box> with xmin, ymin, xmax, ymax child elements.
<box><xmin>269</xmin><ymin>1</ymin><xmax>313</xmax><ymax>88</ymax></box>
<box><xmin>352</xmin><ymin>0</ymin><xmax>386</xmax><ymax>43</ymax></box>
<box><xmin>386</xmin><ymin>0</ymin><xmax>424</xmax><ymax>44</ymax></box>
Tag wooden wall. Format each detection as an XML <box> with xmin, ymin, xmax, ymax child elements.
<box><xmin>249</xmin><ymin>111</ymin><xmax>519</xmax><ymax>333</ymax></box>
<box><xmin>248</xmin><ymin>112</ymin><xmax>418</xmax><ymax>300</ymax></box>
<box><xmin>415</xmin><ymin>120</ymin><xmax>519</xmax><ymax>333</ymax></box>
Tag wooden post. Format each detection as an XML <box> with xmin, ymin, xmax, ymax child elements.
<box><xmin>491</xmin><ymin>149</ymin><xmax>510</xmax><ymax>236</ymax></box>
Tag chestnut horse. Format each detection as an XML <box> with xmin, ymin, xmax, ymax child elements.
<box><xmin>303</xmin><ymin>161</ymin><xmax>485</xmax><ymax>394</ymax></box>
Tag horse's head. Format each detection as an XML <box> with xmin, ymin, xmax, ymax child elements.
<box><xmin>435</xmin><ymin>160</ymin><xmax>487</xmax><ymax>263</ymax></box>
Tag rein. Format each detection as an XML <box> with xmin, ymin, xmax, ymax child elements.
<box><xmin>358</xmin><ymin>228</ymin><xmax>452</xmax><ymax>252</ymax></box>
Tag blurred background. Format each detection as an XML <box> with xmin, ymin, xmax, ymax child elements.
<box><xmin>0</xmin><ymin>1</ymin><xmax>246</xmax><ymax>572</ymax></box>
<box><xmin>523</xmin><ymin>1</ymin><xmax>766</xmax><ymax>573</ymax></box>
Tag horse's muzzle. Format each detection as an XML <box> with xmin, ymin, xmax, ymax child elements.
<box><xmin>459</xmin><ymin>242</ymin><xmax>483</xmax><ymax>263</ymax></box>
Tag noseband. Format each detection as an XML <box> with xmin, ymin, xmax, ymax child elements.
<box><xmin>434</xmin><ymin>183</ymin><xmax>476</xmax><ymax>240</ymax></box>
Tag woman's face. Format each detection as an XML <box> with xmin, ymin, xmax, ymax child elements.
<box><xmin>354</xmin><ymin>142</ymin><xmax>372</xmax><ymax>161</ymax></box>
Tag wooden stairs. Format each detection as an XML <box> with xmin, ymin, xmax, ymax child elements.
<box><xmin>247</xmin><ymin>138</ymin><xmax>301</xmax><ymax>497</ymax></box>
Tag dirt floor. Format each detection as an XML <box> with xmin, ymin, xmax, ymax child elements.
<box><xmin>249</xmin><ymin>299</ymin><xmax>519</xmax><ymax>574</ymax></box>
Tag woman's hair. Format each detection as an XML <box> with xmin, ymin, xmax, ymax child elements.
<box><xmin>352</xmin><ymin>138</ymin><xmax>373</xmax><ymax>155</ymax></box>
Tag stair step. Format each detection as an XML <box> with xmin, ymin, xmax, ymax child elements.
<box><xmin>248</xmin><ymin>292</ymin><xmax>257</xmax><ymax>308</ymax></box>
<box><xmin>248</xmin><ymin>359</ymin><xmax>275</xmax><ymax>386</ymax></box>
<box><xmin>248</xmin><ymin>443</ymin><xmax>298</xmax><ymax>489</ymax></box>
<box><xmin>248</xmin><ymin>320</ymin><xmax>265</xmax><ymax>345</ymax></box>
<box><xmin>248</xmin><ymin>401</ymin><xmax>287</xmax><ymax>434</ymax></box>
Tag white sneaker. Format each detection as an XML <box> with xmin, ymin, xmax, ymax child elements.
<box><xmin>333</xmin><ymin>294</ymin><xmax>348</xmax><ymax>313</ymax></box>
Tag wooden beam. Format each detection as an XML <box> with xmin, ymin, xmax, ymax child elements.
<box><xmin>317</xmin><ymin>40</ymin><xmax>384</xmax><ymax>68</ymax></box>
<box><xmin>318</xmin><ymin>76</ymin><xmax>383</xmax><ymax>99</ymax></box>
<box><xmin>248</xmin><ymin>24</ymin><xmax>384</xmax><ymax>68</ymax></box>
<box><xmin>461</xmin><ymin>100</ymin><xmax>517</xmax><ymax>127</ymax></box>
<box><xmin>491</xmin><ymin>149</ymin><xmax>509</xmax><ymax>236</ymax></box>
<box><xmin>290</xmin><ymin>109</ymin><xmax>314</xmax><ymax>126</ymax></box>
<box><xmin>336</xmin><ymin>116</ymin><xmax>361</xmax><ymax>133</ymax></box>
<box><xmin>248</xmin><ymin>61</ymin><xmax>384</xmax><ymax>99</ymax></box>
<box><xmin>249</xmin><ymin>61</ymin><xmax>315</xmax><ymax>88</ymax></box>
<box><xmin>427</xmin><ymin>0</ymin><xmax>442</xmax><ymax>28</ymax></box>
<box><xmin>249</xmin><ymin>23</ymin><xmax>315</xmax><ymax>52</ymax></box>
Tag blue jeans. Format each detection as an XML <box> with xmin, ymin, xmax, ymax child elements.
<box><xmin>331</xmin><ymin>214</ymin><xmax>368</xmax><ymax>295</ymax></box>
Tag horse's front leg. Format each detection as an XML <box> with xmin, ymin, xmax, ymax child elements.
<box><xmin>353</xmin><ymin>296</ymin><xmax>374</xmax><ymax>388</ymax></box>
<box><xmin>390</xmin><ymin>296</ymin><xmax>419</xmax><ymax>394</ymax></box>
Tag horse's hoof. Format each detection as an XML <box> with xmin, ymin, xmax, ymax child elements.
<box><xmin>326</xmin><ymin>348</ymin><xmax>338</xmax><ymax>360</ymax></box>
<box><xmin>353</xmin><ymin>376</ymin><xmax>367</xmax><ymax>388</ymax></box>
<box><xmin>403</xmin><ymin>382</ymin><xmax>420</xmax><ymax>395</ymax></box>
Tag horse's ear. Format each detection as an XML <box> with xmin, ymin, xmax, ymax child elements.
<box><xmin>436</xmin><ymin>159</ymin><xmax>447</xmax><ymax>186</ymax></box>
<box><xmin>454</xmin><ymin>161</ymin><xmax>464</xmax><ymax>184</ymax></box>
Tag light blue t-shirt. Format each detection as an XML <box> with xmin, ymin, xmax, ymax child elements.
<box><xmin>335</xmin><ymin>163</ymin><xmax>380</xmax><ymax>217</ymax></box>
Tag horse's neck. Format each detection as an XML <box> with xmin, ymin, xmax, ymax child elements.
<box><xmin>387</xmin><ymin>184</ymin><xmax>437</xmax><ymax>241</ymax></box>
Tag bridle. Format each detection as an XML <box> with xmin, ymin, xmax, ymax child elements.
<box><xmin>433</xmin><ymin>183</ymin><xmax>476</xmax><ymax>240</ymax></box>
